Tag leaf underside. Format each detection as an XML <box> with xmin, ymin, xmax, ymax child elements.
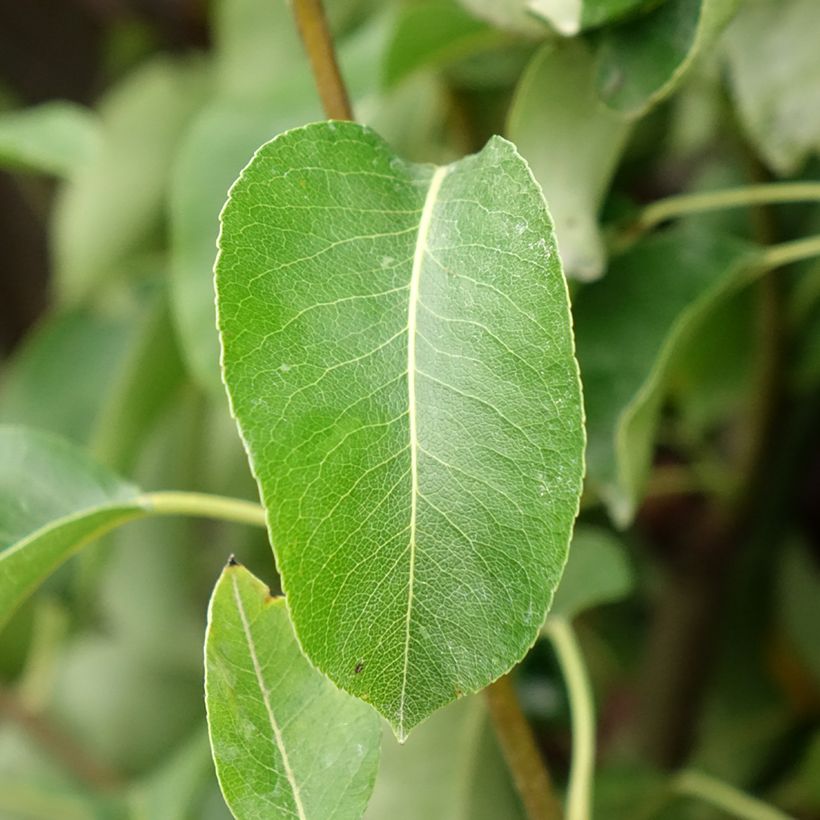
<box><xmin>216</xmin><ymin>121</ymin><xmax>585</xmax><ymax>738</ymax></box>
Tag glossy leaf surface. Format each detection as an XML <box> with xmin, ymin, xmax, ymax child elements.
<box><xmin>529</xmin><ymin>0</ymin><xmax>651</xmax><ymax>36</ymax></box>
<box><xmin>216</xmin><ymin>121</ymin><xmax>585</xmax><ymax>737</ymax></box>
<box><xmin>205</xmin><ymin>563</ymin><xmax>380</xmax><ymax>820</ymax></box>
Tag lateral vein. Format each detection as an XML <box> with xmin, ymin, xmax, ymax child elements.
<box><xmin>398</xmin><ymin>164</ymin><xmax>449</xmax><ymax>740</ymax></box>
<box><xmin>231</xmin><ymin>573</ymin><xmax>307</xmax><ymax>820</ymax></box>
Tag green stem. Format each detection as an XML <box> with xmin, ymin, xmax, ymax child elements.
<box><xmin>543</xmin><ymin>618</ymin><xmax>595</xmax><ymax>820</ymax></box>
<box><xmin>673</xmin><ymin>770</ymin><xmax>791</xmax><ymax>820</ymax></box>
<box><xmin>636</xmin><ymin>182</ymin><xmax>820</xmax><ymax>233</ymax></box>
<box><xmin>139</xmin><ymin>491</ymin><xmax>267</xmax><ymax>529</ymax></box>
<box><xmin>755</xmin><ymin>234</ymin><xmax>820</xmax><ymax>273</ymax></box>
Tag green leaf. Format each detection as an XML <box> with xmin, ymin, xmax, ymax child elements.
<box><xmin>0</xmin><ymin>102</ymin><xmax>100</xmax><ymax>177</ymax></box>
<box><xmin>0</xmin><ymin>426</ymin><xmax>145</xmax><ymax>628</ymax></box>
<box><xmin>52</xmin><ymin>56</ymin><xmax>209</xmax><ymax>304</ymax></box>
<box><xmin>724</xmin><ymin>0</ymin><xmax>820</xmax><ymax>176</ymax></box>
<box><xmin>384</xmin><ymin>1</ymin><xmax>507</xmax><ymax>87</ymax></box>
<box><xmin>216</xmin><ymin>121</ymin><xmax>585</xmax><ymax>737</ymax></box>
<box><xmin>0</xmin><ymin>306</ymin><xmax>140</xmax><ymax>444</ymax></box>
<box><xmin>457</xmin><ymin>0</ymin><xmax>553</xmax><ymax>35</ymax></box>
<box><xmin>550</xmin><ymin>525</ymin><xmax>633</xmax><ymax>619</ymax></box>
<box><xmin>594</xmin><ymin>0</ymin><xmax>741</xmax><ymax>116</ymax></box>
<box><xmin>205</xmin><ymin>562</ymin><xmax>380</xmax><ymax>820</ymax></box>
<box><xmin>529</xmin><ymin>0</ymin><xmax>653</xmax><ymax>37</ymax></box>
<box><xmin>366</xmin><ymin>696</ymin><xmax>525</xmax><ymax>819</ymax></box>
<box><xmin>508</xmin><ymin>41</ymin><xmax>631</xmax><ymax>280</ymax></box>
<box><xmin>574</xmin><ymin>229</ymin><xmax>757</xmax><ymax>525</ymax></box>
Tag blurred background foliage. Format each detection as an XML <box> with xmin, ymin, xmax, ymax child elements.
<box><xmin>0</xmin><ymin>0</ymin><xmax>819</xmax><ymax>817</ymax></box>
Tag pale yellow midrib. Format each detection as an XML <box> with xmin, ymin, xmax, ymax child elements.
<box><xmin>398</xmin><ymin>164</ymin><xmax>449</xmax><ymax>740</ymax></box>
<box><xmin>231</xmin><ymin>574</ymin><xmax>307</xmax><ymax>820</ymax></box>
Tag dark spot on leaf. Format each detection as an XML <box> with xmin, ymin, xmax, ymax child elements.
<box><xmin>355</xmin><ymin>662</ymin><xmax>364</xmax><ymax>674</ymax></box>
<box><xmin>227</xmin><ymin>554</ymin><xmax>239</xmax><ymax>567</ymax></box>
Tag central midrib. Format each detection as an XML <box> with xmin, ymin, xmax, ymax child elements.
<box><xmin>398</xmin><ymin>164</ymin><xmax>449</xmax><ymax>740</ymax></box>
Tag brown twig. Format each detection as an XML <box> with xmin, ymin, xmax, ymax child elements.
<box><xmin>290</xmin><ymin>0</ymin><xmax>353</xmax><ymax>121</ymax></box>
<box><xmin>485</xmin><ymin>675</ymin><xmax>563</xmax><ymax>820</ymax></box>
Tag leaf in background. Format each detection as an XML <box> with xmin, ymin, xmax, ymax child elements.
<box><xmin>384</xmin><ymin>1</ymin><xmax>506</xmax><ymax>87</ymax></box>
<box><xmin>508</xmin><ymin>41</ymin><xmax>631</xmax><ymax>280</ymax></box>
<box><xmin>205</xmin><ymin>562</ymin><xmax>380</xmax><ymax>820</ymax></box>
<box><xmin>0</xmin><ymin>305</ymin><xmax>140</xmax><ymax>444</ymax></box>
<box><xmin>724</xmin><ymin>0</ymin><xmax>820</xmax><ymax>176</ymax></box>
<box><xmin>457</xmin><ymin>0</ymin><xmax>553</xmax><ymax>36</ymax></box>
<box><xmin>550</xmin><ymin>526</ymin><xmax>633</xmax><ymax>619</ymax></box>
<box><xmin>0</xmin><ymin>426</ymin><xmax>147</xmax><ymax>627</ymax></box>
<box><xmin>216</xmin><ymin>121</ymin><xmax>584</xmax><ymax>737</ymax></box>
<box><xmin>778</xmin><ymin>541</ymin><xmax>820</xmax><ymax>683</ymax></box>
<box><xmin>529</xmin><ymin>0</ymin><xmax>652</xmax><ymax>37</ymax></box>
<box><xmin>0</xmin><ymin>102</ymin><xmax>100</xmax><ymax>177</ymax></box>
<box><xmin>52</xmin><ymin>56</ymin><xmax>209</xmax><ymax>304</ymax></box>
<box><xmin>594</xmin><ymin>0</ymin><xmax>741</xmax><ymax>116</ymax></box>
<box><xmin>575</xmin><ymin>229</ymin><xmax>756</xmax><ymax>526</ymax></box>
<box><xmin>366</xmin><ymin>696</ymin><xmax>525</xmax><ymax>819</ymax></box>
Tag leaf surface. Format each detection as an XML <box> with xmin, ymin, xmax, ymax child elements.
<box><xmin>550</xmin><ymin>525</ymin><xmax>632</xmax><ymax>619</ymax></box>
<box><xmin>574</xmin><ymin>229</ymin><xmax>756</xmax><ymax>525</ymax></box>
<box><xmin>594</xmin><ymin>0</ymin><xmax>740</xmax><ymax>116</ymax></box>
<box><xmin>724</xmin><ymin>0</ymin><xmax>820</xmax><ymax>176</ymax></box>
<box><xmin>0</xmin><ymin>102</ymin><xmax>100</xmax><ymax>177</ymax></box>
<box><xmin>366</xmin><ymin>696</ymin><xmax>524</xmax><ymax>819</ymax></box>
<box><xmin>529</xmin><ymin>0</ymin><xmax>652</xmax><ymax>36</ymax></box>
<box><xmin>508</xmin><ymin>41</ymin><xmax>631</xmax><ymax>280</ymax></box>
<box><xmin>0</xmin><ymin>426</ymin><xmax>145</xmax><ymax>627</ymax></box>
<box><xmin>216</xmin><ymin>121</ymin><xmax>585</xmax><ymax>737</ymax></box>
<box><xmin>205</xmin><ymin>563</ymin><xmax>380</xmax><ymax>820</ymax></box>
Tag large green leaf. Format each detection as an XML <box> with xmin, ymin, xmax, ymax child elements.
<box><xmin>0</xmin><ymin>102</ymin><xmax>100</xmax><ymax>177</ymax></box>
<box><xmin>205</xmin><ymin>562</ymin><xmax>380</xmax><ymax>820</ymax></box>
<box><xmin>594</xmin><ymin>0</ymin><xmax>741</xmax><ymax>116</ymax></box>
<box><xmin>574</xmin><ymin>229</ymin><xmax>757</xmax><ymax>525</ymax></box>
<box><xmin>508</xmin><ymin>41</ymin><xmax>631</xmax><ymax>280</ymax></box>
<box><xmin>724</xmin><ymin>0</ymin><xmax>820</xmax><ymax>176</ymax></box>
<box><xmin>0</xmin><ymin>426</ymin><xmax>145</xmax><ymax>627</ymax></box>
<box><xmin>550</xmin><ymin>525</ymin><xmax>633</xmax><ymax>619</ymax></box>
<box><xmin>216</xmin><ymin>121</ymin><xmax>585</xmax><ymax>737</ymax></box>
<box><xmin>366</xmin><ymin>696</ymin><xmax>524</xmax><ymax>819</ymax></box>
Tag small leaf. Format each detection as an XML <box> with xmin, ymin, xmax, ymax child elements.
<box><xmin>0</xmin><ymin>102</ymin><xmax>100</xmax><ymax>177</ymax></box>
<box><xmin>216</xmin><ymin>121</ymin><xmax>585</xmax><ymax>737</ymax></box>
<box><xmin>384</xmin><ymin>1</ymin><xmax>506</xmax><ymax>87</ymax></box>
<box><xmin>574</xmin><ymin>229</ymin><xmax>757</xmax><ymax>525</ymax></box>
<box><xmin>508</xmin><ymin>41</ymin><xmax>631</xmax><ymax>280</ymax></box>
<box><xmin>205</xmin><ymin>562</ymin><xmax>380</xmax><ymax>820</ymax></box>
<box><xmin>594</xmin><ymin>0</ymin><xmax>741</xmax><ymax>116</ymax></box>
<box><xmin>52</xmin><ymin>56</ymin><xmax>208</xmax><ymax>304</ymax></box>
<box><xmin>550</xmin><ymin>526</ymin><xmax>633</xmax><ymax>619</ymax></box>
<box><xmin>0</xmin><ymin>426</ymin><xmax>145</xmax><ymax>627</ymax></box>
<box><xmin>366</xmin><ymin>696</ymin><xmax>524</xmax><ymax>819</ymax></box>
<box><xmin>724</xmin><ymin>0</ymin><xmax>820</xmax><ymax>176</ymax></box>
<box><xmin>457</xmin><ymin>0</ymin><xmax>552</xmax><ymax>36</ymax></box>
<box><xmin>529</xmin><ymin>0</ymin><xmax>652</xmax><ymax>37</ymax></box>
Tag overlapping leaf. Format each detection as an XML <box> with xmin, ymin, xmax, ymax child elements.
<box><xmin>594</xmin><ymin>0</ymin><xmax>741</xmax><ymax>116</ymax></box>
<box><xmin>215</xmin><ymin>121</ymin><xmax>584</xmax><ymax>737</ymax></box>
<box><xmin>205</xmin><ymin>563</ymin><xmax>380</xmax><ymax>820</ymax></box>
<box><xmin>508</xmin><ymin>41</ymin><xmax>631</xmax><ymax>280</ymax></box>
<box><xmin>574</xmin><ymin>228</ymin><xmax>757</xmax><ymax>525</ymax></box>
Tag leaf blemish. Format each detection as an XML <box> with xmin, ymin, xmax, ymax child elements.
<box><xmin>355</xmin><ymin>661</ymin><xmax>364</xmax><ymax>674</ymax></box>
